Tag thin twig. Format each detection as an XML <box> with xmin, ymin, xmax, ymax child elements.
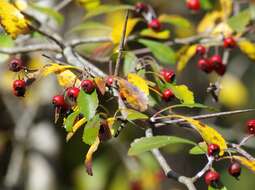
<box><xmin>114</xmin><ymin>10</ymin><xmax>129</xmax><ymax>76</ymax></box>
<box><xmin>54</xmin><ymin>0</ymin><xmax>73</xmax><ymax>11</ymax></box>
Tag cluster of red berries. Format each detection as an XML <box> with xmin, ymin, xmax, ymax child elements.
<box><xmin>134</xmin><ymin>2</ymin><xmax>161</xmax><ymax>31</ymax></box>
<box><xmin>8</xmin><ymin>58</ymin><xmax>27</xmax><ymax>97</ymax></box>
<box><xmin>160</xmin><ymin>69</ymin><xmax>175</xmax><ymax>101</ymax></box>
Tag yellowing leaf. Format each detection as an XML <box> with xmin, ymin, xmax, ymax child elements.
<box><xmin>219</xmin><ymin>74</ymin><xmax>248</xmax><ymax>108</ymax></box>
<box><xmin>140</xmin><ymin>28</ymin><xmax>170</xmax><ymax>40</ymax></box>
<box><xmin>118</xmin><ymin>79</ymin><xmax>149</xmax><ymax>112</ymax></box>
<box><xmin>0</xmin><ymin>1</ymin><xmax>29</xmax><ymax>38</ymax></box>
<box><xmin>231</xmin><ymin>156</ymin><xmax>255</xmax><ymax>173</ymax></box>
<box><xmin>111</xmin><ymin>18</ymin><xmax>140</xmax><ymax>44</ymax></box>
<box><xmin>15</xmin><ymin>0</ymin><xmax>28</xmax><ymax>11</ymax></box>
<box><xmin>211</xmin><ymin>22</ymin><xmax>233</xmax><ymax>36</ymax></box>
<box><xmin>159</xmin><ymin>14</ymin><xmax>191</xmax><ymax>28</ymax></box>
<box><xmin>57</xmin><ymin>70</ymin><xmax>80</xmax><ymax>88</ymax></box>
<box><xmin>220</xmin><ymin>0</ymin><xmax>233</xmax><ymax>18</ymax></box>
<box><xmin>76</xmin><ymin>0</ymin><xmax>100</xmax><ymax>10</ymax></box>
<box><xmin>170</xmin><ymin>115</ymin><xmax>227</xmax><ymax>156</ymax></box>
<box><xmin>167</xmin><ymin>84</ymin><xmax>195</xmax><ymax>104</ymax></box>
<box><xmin>85</xmin><ymin>137</ymin><xmax>100</xmax><ymax>176</ymax></box>
<box><xmin>128</xmin><ymin>73</ymin><xmax>149</xmax><ymax>96</ymax></box>
<box><xmin>66</xmin><ymin>117</ymin><xmax>86</xmax><ymax>142</ymax></box>
<box><xmin>42</xmin><ymin>64</ymin><xmax>80</xmax><ymax>76</ymax></box>
<box><xmin>197</xmin><ymin>11</ymin><xmax>222</xmax><ymax>33</ymax></box>
<box><xmin>177</xmin><ymin>45</ymin><xmax>196</xmax><ymax>72</ymax></box>
<box><xmin>238</xmin><ymin>39</ymin><xmax>255</xmax><ymax>60</ymax></box>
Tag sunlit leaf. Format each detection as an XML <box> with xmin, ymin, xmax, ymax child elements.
<box><xmin>0</xmin><ymin>1</ymin><xmax>29</xmax><ymax>38</ymax></box>
<box><xmin>123</xmin><ymin>52</ymin><xmax>138</xmax><ymax>76</ymax></box>
<box><xmin>77</xmin><ymin>90</ymin><xmax>99</xmax><ymax>120</ymax></box>
<box><xmin>57</xmin><ymin>70</ymin><xmax>80</xmax><ymax>88</ymax></box>
<box><xmin>220</xmin><ymin>0</ymin><xmax>233</xmax><ymax>17</ymax></box>
<box><xmin>83</xmin><ymin>114</ymin><xmax>101</xmax><ymax>145</ymax></box>
<box><xmin>208</xmin><ymin>186</ymin><xmax>227</xmax><ymax>190</ymax></box>
<box><xmin>84</xmin><ymin>5</ymin><xmax>133</xmax><ymax>20</ymax></box>
<box><xmin>138</xmin><ymin>39</ymin><xmax>176</xmax><ymax>65</ymax></box>
<box><xmin>0</xmin><ymin>34</ymin><xmax>14</xmax><ymax>62</ymax></box>
<box><xmin>66</xmin><ymin>117</ymin><xmax>86</xmax><ymax>142</ymax></box>
<box><xmin>69</xmin><ymin>21</ymin><xmax>112</xmax><ymax>33</ymax></box>
<box><xmin>227</xmin><ymin>9</ymin><xmax>251</xmax><ymax>33</ymax></box>
<box><xmin>169</xmin><ymin>115</ymin><xmax>228</xmax><ymax>156</ymax></box>
<box><xmin>177</xmin><ymin>45</ymin><xmax>196</xmax><ymax>72</ymax></box>
<box><xmin>128</xmin><ymin>73</ymin><xmax>149</xmax><ymax>96</ymax></box>
<box><xmin>140</xmin><ymin>28</ymin><xmax>170</xmax><ymax>40</ymax></box>
<box><xmin>238</xmin><ymin>39</ymin><xmax>255</xmax><ymax>60</ymax></box>
<box><xmin>189</xmin><ymin>142</ymin><xmax>207</xmax><ymax>155</ymax></box>
<box><xmin>29</xmin><ymin>3</ymin><xmax>64</xmax><ymax>25</ymax></box>
<box><xmin>85</xmin><ymin>137</ymin><xmax>100</xmax><ymax>176</ymax></box>
<box><xmin>65</xmin><ymin>110</ymin><xmax>80</xmax><ymax>132</ymax></box>
<box><xmin>159</xmin><ymin>14</ymin><xmax>191</xmax><ymax>28</ymax></box>
<box><xmin>128</xmin><ymin>136</ymin><xmax>196</xmax><ymax>156</ymax></box>
<box><xmin>42</xmin><ymin>64</ymin><xmax>80</xmax><ymax>76</ymax></box>
<box><xmin>197</xmin><ymin>11</ymin><xmax>222</xmax><ymax>33</ymax></box>
<box><xmin>77</xmin><ymin>0</ymin><xmax>101</xmax><ymax>10</ymax></box>
<box><xmin>200</xmin><ymin>0</ymin><xmax>213</xmax><ymax>10</ymax></box>
<box><xmin>124</xmin><ymin>109</ymin><xmax>148</xmax><ymax>121</ymax></box>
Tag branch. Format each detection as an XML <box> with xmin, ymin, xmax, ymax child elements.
<box><xmin>145</xmin><ymin>128</ymin><xmax>196</xmax><ymax>190</ymax></box>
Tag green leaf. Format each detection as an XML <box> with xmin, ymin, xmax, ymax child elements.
<box><xmin>64</xmin><ymin>110</ymin><xmax>80</xmax><ymax>132</ymax></box>
<box><xmin>83</xmin><ymin>114</ymin><xmax>101</xmax><ymax>145</ymax></box>
<box><xmin>69</xmin><ymin>21</ymin><xmax>112</xmax><ymax>33</ymax></box>
<box><xmin>166</xmin><ymin>83</ymin><xmax>195</xmax><ymax>104</ymax></box>
<box><xmin>123</xmin><ymin>52</ymin><xmax>138</xmax><ymax>76</ymax></box>
<box><xmin>138</xmin><ymin>39</ymin><xmax>176</xmax><ymax>65</ymax></box>
<box><xmin>227</xmin><ymin>9</ymin><xmax>251</xmax><ymax>33</ymax></box>
<box><xmin>208</xmin><ymin>186</ymin><xmax>227</xmax><ymax>190</ymax></box>
<box><xmin>0</xmin><ymin>34</ymin><xmax>14</xmax><ymax>62</ymax></box>
<box><xmin>29</xmin><ymin>3</ymin><xmax>64</xmax><ymax>25</ymax></box>
<box><xmin>128</xmin><ymin>136</ymin><xmax>196</xmax><ymax>156</ymax></box>
<box><xmin>159</xmin><ymin>14</ymin><xmax>191</xmax><ymax>28</ymax></box>
<box><xmin>84</xmin><ymin>5</ymin><xmax>134</xmax><ymax>20</ymax></box>
<box><xmin>140</xmin><ymin>28</ymin><xmax>170</xmax><ymax>39</ymax></box>
<box><xmin>250</xmin><ymin>4</ymin><xmax>255</xmax><ymax>20</ymax></box>
<box><xmin>200</xmin><ymin>0</ymin><xmax>213</xmax><ymax>10</ymax></box>
<box><xmin>125</xmin><ymin>109</ymin><xmax>148</xmax><ymax>121</ymax></box>
<box><xmin>189</xmin><ymin>142</ymin><xmax>207</xmax><ymax>155</ymax></box>
<box><xmin>77</xmin><ymin>90</ymin><xmax>99</xmax><ymax>120</ymax></box>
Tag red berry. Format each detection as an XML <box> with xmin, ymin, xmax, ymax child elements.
<box><xmin>162</xmin><ymin>89</ymin><xmax>174</xmax><ymax>101</ymax></box>
<box><xmin>186</xmin><ymin>0</ymin><xmax>200</xmax><ymax>11</ymax></box>
<box><xmin>161</xmin><ymin>69</ymin><xmax>175</xmax><ymax>83</ymax></box>
<box><xmin>204</xmin><ymin>170</ymin><xmax>220</xmax><ymax>188</ymax></box>
<box><xmin>130</xmin><ymin>180</ymin><xmax>142</xmax><ymax>190</ymax></box>
<box><xmin>66</xmin><ymin>87</ymin><xmax>80</xmax><ymax>100</ymax></box>
<box><xmin>148</xmin><ymin>18</ymin><xmax>161</xmax><ymax>31</ymax></box>
<box><xmin>208</xmin><ymin>144</ymin><xmax>220</xmax><ymax>157</ymax></box>
<box><xmin>246</xmin><ymin>119</ymin><xmax>255</xmax><ymax>135</ymax></box>
<box><xmin>215</xmin><ymin>63</ymin><xmax>226</xmax><ymax>76</ymax></box>
<box><xmin>196</xmin><ymin>45</ymin><xmax>206</xmax><ymax>56</ymax></box>
<box><xmin>135</xmin><ymin>2</ymin><xmax>148</xmax><ymax>14</ymax></box>
<box><xmin>209</xmin><ymin>55</ymin><xmax>223</xmax><ymax>69</ymax></box>
<box><xmin>224</xmin><ymin>37</ymin><xmax>236</xmax><ymax>49</ymax></box>
<box><xmin>106</xmin><ymin>76</ymin><xmax>114</xmax><ymax>86</ymax></box>
<box><xmin>228</xmin><ymin>162</ymin><xmax>241</xmax><ymax>179</ymax></box>
<box><xmin>197</xmin><ymin>58</ymin><xmax>213</xmax><ymax>73</ymax></box>
<box><xmin>52</xmin><ymin>95</ymin><xmax>66</xmax><ymax>108</ymax></box>
<box><xmin>13</xmin><ymin>79</ymin><xmax>26</xmax><ymax>97</ymax></box>
<box><xmin>81</xmin><ymin>79</ymin><xmax>95</xmax><ymax>93</ymax></box>
<box><xmin>9</xmin><ymin>58</ymin><xmax>23</xmax><ymax>72</ymax></box>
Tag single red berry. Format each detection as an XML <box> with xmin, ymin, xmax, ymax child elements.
<box><xmin>52</xmin><ymin>95</ymin><xmax>66</xmax><ymax>108</ymax></box>
<box><xmin>81</xmin><ymin>79</ymin><xmax>95</xmax><ymax>94</ymax></box>
<box><xmin>228</xmin><ymin>162</ymin><xmax>241</xmax><ymax>179</ymax></box>
<box><xmin>246</xmin><ymin>119</ymin><xmax>255</xmax><ymax>135</ymax></box>
<box><xmin>204</xmin><ymin>170</ymin><xmax>221</xmax><ymax>188</ymax></box>
<box><xmin>161</xmin><ymin>69</ymin><xmax>175</xmax><ymax>83</ymax></box>
<box><xmin>135</xmin><ymin>2</ymin><xmax>148</xmax><ymax>14</ymax></box>
<box><xmin>214</xmin><ymin>63</ymin><xmax>226</xmax><ymax>76</ymax></box>
<box><xmin>208</xmin><ymin>144</ymin><xmax>220</xmax><ymax>157</ymax></box>
<box><xmin>162</xmin><ymin>89</ymin><xmax>175</xmax><ymax>101</ymax></box>
<box><xmin>130</xmin><ymin>180</ymin><xmax>142</xmax><ymax>190</ymax></box>
<box><xmin>106</xmin><ymin>76</ymin><xmax>114</xmax><ymax>86</ymax></box>
<box><xmin>196</xmin><ymin>45</ymin><xmax>206</xmax><ymax>56</ymax></box>
<box><xmin>186</xmin><ymin>0</ymin><xmax>200</xmax><ymax>11</ymax></box>
<box><xmin>197</xmin><ymin>58</ymin><xmax>213</xmax><ymax>73</ymax></box>
<box><xmin>66</xmin><ymin>87</ymin><xmax>80</xmax><ymax>100</ymax></box>
<box><xmin>224</xmin><ymin>37</ymin><xmax>236</xmax><ymax>49</ymax></box>
<box><xmin>148</xmin><ymin>18</ymin><xmax>161</xmax><ymax>31</ymax></box>
<box><xmin>9</xmin><ymin>58</ymin><xmax>23</xmax><ymax>72</ymax></box>
<box><xmin>209</xmin><ymin>55</ymin><xmax>223</xmax><ymax>70</ymax></box>
<box><xmin>13</xmin><ymin>79</ymin><xmax>26</xmax><ymax>97</ymax></box>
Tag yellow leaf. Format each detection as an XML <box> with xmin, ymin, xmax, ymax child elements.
<box><xmin>0</xmin><ymin>1</ymin><xmax>29</xmax><ymax>38</ymax></box>
<box><xmin>66</xmin><ymin>117</ymin><xmax>86</xmax><ymax>142</ymax></box>
<box><xmin>168</xmin><ymin>84</ymin><xmax>195</xmax><ymax>104</ymax></box>
<box><xmin>238</xmin><ymin>39</ymin><xmax>255</xmax><ymax>60</ymax></box>
<box><xmin>177</xmin><ymin>45</ymin><xmax>196</xmax><ymax>72</ymax></box>
<box><xmin>118</xmin><ymin>79</ymin><xmax>148</xmax><ymax>112</ymax></box>
<box><xmin>76</xmin><ymin>0</ymin><xmax>100</xmax><ymax>10</ymax></box>
<box><xmin>197</xmin><ymin>11</ymin><xmax>222</xmax><ymax>33</ymax></box>
<box><xmin>42</xmin><ymin>63</ymin><xmax>80</xmax><ymax>76</ymax></box>
<box><xmin>127</xmin><ymin>73</ymin><xmax>149</xmax><ymax>96</ymax></box>
<box><xmin>14</xmin><ymin>0</ymin><xmax>28</xmax><ymax>11</ymax></box>
<box><xmin>231</xmin><ymin>156</ymin><xmax>255</xmax><ymax>173</ymax></box>
<box><xmin>219</xmin><ymin>74</ymin><xmax>248</xmax><ymax>108</ymax></box>
<box><xmin>211</xmin><ymin>22</ymin><xmax>233</xmax><ymax>36</ymax></box>
<box><xmin>111</xmin><ymin>18</ymin><xmax>140</xmax><ymax>44</ymax></box>
<box><xmin>140</xmin><ymin>28</ymin><xmax>170</xmax><ymax>40</ymax></box>
<box><xmin>85</xmin><ymin>137</ymin><xmax>100</xmax><ymax>175</ymax></box>
<box><xmin>220</xmin><ymin>0</ymin><xmax>233</xmax><ymax>18</ymax></box>
<box><xmin>57</xmin><ymin>70</ymin><xmax>81</xmax><ymax>88</ymax></box>
<box><xmin>170</xmin><ymin>115</ymin><xmax>227</xmax><ymax>156</ymax></box>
